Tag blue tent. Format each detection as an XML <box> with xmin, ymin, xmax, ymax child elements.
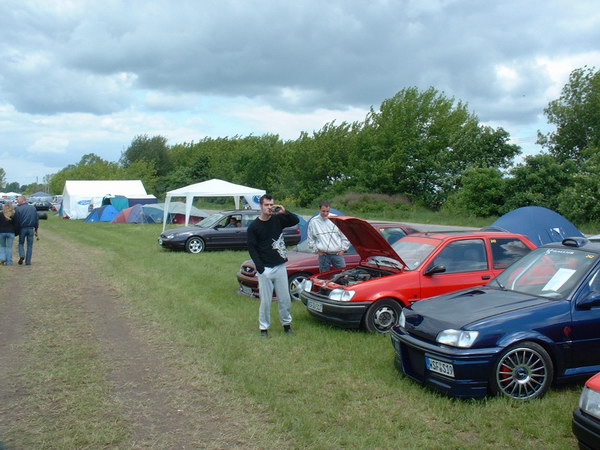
<box><xmin>298</xmin><ymin>208</ymin><xmax>344</xmax><ymax>242</ymax></box>
<box><xmin>84</xmin><ymin>205</ymin><xmax>120</xmax><ymax>223</ymax></box>
<box><xmin>485</xmin><ymin>206</ymin><xmax>584</xmax><ymax>246</ymax></box>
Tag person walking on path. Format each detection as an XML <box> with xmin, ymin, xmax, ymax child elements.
<box><xmin>0</xmin><ymin>202</ymin><xmax>18</xmax><ymax>265</ymax></box>
<box><xmin>14</xmin><ymin>195</ymin><xmax>39</xmax><ymax>266</ymax></box>
<box><xmin>247</xmin><ymin>194</ymin><xmax>300</xmax><ymax>337</ymax></box>
<box><xmin>307</xmin><ymin>201</ymin><xmax>350</xmax><ymax>273</ymax></box>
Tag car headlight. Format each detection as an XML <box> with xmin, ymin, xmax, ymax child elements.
<box><xmin>398</xmin><ymin>311</ymin><xmax>406</xmax><ymax>328</ymax></box>
<box><xmin>302</xmin><ymin>280</ymin><xmax>313</xmax><ymax>292</ymax></box>
<box><xmin>329</xmin><ymin>289</ymin><xmax>355</xmax><ymax>302</ymax></box>
<box><xmin>166</xmin><ymin>234</ymin><xmax>175</xmax><ymax>239</ymax></box>
<box><xmin>436</xmin><ymin>329</ymin><xmax>479</xmax><ymax>348</ymax></box>
<box><xmin>580</xmin><ymin>386</ymin><xmax>600</xmax><ymax>420</ymax></box>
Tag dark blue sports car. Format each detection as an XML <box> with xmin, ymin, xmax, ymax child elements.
<box><xmin>391</xmin><ymin>237</ymin><xmax>600</xmax><ymax>400</ymax></box>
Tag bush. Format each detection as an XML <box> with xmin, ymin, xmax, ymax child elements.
<box><xmin>331</xmin><ymin>192</ymin><xmax>412</xmax><ymax>214</ymax></box>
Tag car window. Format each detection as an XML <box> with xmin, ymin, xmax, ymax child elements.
<box><xmin>392</xmin><ymin>240</ymin><xmax>437</xmax><ymax>270</ymax></box>
<box><xmin>490</xmin><ymin>237</ymin><xmax>532</xmax><ymax>269</ymax></box>
<box><xmin>430</xmin><ymin>239</ymin><xmax>487</xmax><ymax>273</ymax></box>
<box><xmin>241</xmin><ymin>214</ymin><xmax>259</xmax><ymax>227</ymax></box>
<box><xmin>379</xmin><ymin>227</ymin><xmax>408</xmax><ymax>245</ymax></box>
<box><xmin>497</xmin><ymin>248</ymin><xmax>598</xmax><ymax>298</ymax></box>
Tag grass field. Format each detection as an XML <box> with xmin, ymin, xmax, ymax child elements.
<box><xmin>31</xmin><ymin>215</ymin><xmax>583</xmax><ymax>448</ymax></box>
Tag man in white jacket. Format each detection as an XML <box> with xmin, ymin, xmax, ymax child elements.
<box><xmin>307</xmin><ymin>201</ymin><xmax>350</xmax><ymax>273</ymax></box>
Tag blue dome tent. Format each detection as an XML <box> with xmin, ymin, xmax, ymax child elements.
<box><xmin>484</xmin><ymin>206</ymin><xmax>584</xmax><ymax>246</ymax></box>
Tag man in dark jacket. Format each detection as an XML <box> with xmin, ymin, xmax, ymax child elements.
<box><xmin>15</xmin><ymin>195</ymin><xmax>39</xmax><ymax>265</ymax></box>
<box><xmin>247</xmin><ymin>194</ymin><xmax>299</xmax><ymax>337</ymax></box>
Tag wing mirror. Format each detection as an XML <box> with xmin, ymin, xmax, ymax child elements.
<box><xmin>424</xmin><ymin>264</ymin><xmax>446</xmax><ymax>276</ymax></box>
<box><xmin>578</xmin><ymin>291</ymin><xmax>600</xmax><ymax>310</ymax></box>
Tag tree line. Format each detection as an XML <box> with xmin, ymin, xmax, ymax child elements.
<box><xmin>29</xmin><ymin>66</ymin><xmax>599</xmax><ymax>225</ymax></box>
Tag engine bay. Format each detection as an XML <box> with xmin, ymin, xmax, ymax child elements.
<box><xmin>328</xmin><ymin>266</ymin><xmax>392</xmax><ymax>286</ymax></box>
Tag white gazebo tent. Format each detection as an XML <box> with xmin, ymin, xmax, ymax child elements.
<box><xmin>162</xmin><ymin>179</ymin><xmax>266</xmax><ymax>231</ymax></box>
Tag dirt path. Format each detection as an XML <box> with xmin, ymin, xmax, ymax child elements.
<box><xmin>0</xmin><ymin>226</ymin><xmax>266</xmax><ymax>448</ymax></box>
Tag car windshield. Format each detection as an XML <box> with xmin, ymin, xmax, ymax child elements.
<box><xmin>194</xmin><ymin>213</ymin><xmax>225</xmax><ymax>228</ymax></box>
<box><xmin>392</xmin><ymin>240</ymin><xmax>437</xmax><ymax>270</ymax></box>
<box><xmin>494</xmin><ymin>247</ymin><xmax>599</xmax><ymax>298</ymax></box>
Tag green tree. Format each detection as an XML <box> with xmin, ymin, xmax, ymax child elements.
<box><xmin>347</xmin><ymin>87</ymin><xmax>519</xmax><ymax>207</ymax></box>
<box><xmin>49</xmin><ymin>153</ymin><xmax>124</xmax><ymax>194</ymax></box>
<box><xmin>121</xmin><ymin>135</ymin><xmax>171</xmax><ymax>176</ymax></box>
<box><xmin>503</xmin><ymin>154</ymin><xmax>576</xmax><ymax>212</ymax></box>
<box><xmin>537</xmin><ymin>66</ymin><xmax>600</xmax><ymax>164</ymax></box>
<box><xmin>557</xmin><ymin>148</ymin><xmax>600</xmax><ymax>223</ymax></box>
<box><xmin>444</xmin><ymin>168</ymin><xmax>506</xmax><ymax>217</ymax></box>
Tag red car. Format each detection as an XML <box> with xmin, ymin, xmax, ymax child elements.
<box><xmin>300</xmin><ymin>217</ymin><xmax>537</xmax><ymax>333</ymax></box>
<box><xmin>236</xmin><ymin>222</ymin><xmax>419</xmax><ymax>301</ymax></box>
<box><xmin>573</xmin><ymin>372</ymin><xmax>600</xmax><ymax>449</ymax></box>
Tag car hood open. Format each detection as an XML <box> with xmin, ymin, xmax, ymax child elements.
<box><xmin>330</xmin><ymin>216</ymin><xmax>405</xmax><ymax>268</ymax></box>
<box><xmin>403</xmin><ymin>287</ymin><xmax>551</xmax><ymax>335</ymax></box>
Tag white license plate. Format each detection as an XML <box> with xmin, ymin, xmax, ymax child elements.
<box><xmin>425</xmin><ymin>357</ymin><xmax>454</xmax><ymax>378</ymax></box>
<box><xmin>307</xmin><ymin>299</ymin><xmax>323</xmax><ymax>312</ymax></box>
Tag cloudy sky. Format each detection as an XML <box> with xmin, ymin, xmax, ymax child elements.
<box><xmin>1</xmin><ymin>0</ymin><xmax>599</xmax><ymax>187</ymax></box>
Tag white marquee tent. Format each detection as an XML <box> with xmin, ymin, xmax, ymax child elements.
<box><xmin>162</xmin><ymin>179</ymin><xmax>266</xmax><ymax>231</ymax></box>
<box><xmin>61</xmin><ymin>180</ymin><xmax>155</xmax><ymax>219</ymax></box>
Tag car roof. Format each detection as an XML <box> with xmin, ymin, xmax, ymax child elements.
<box><xmin>540</xmin><ymin>236</ymin><xmax>600</xmax><ymax>254</ymax></box>
<box><xmin>405</xmin><ymin>230</ymin><xmax>531</xmax><ymax>241</ymax></box>
<box><xmin>218</xmin><ymin>210</ymin><xmax>261</xmax><ymax>215</ymax></box>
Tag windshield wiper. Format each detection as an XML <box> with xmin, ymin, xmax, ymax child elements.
<box><xmin>492</xmin><ymin>277</ymin><xmax>506</xmax><ymax>290</ymax></box>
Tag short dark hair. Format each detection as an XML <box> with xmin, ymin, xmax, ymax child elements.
<box><xmin>260</xmin><ymin>194</ymin><xmax>273</xmax><ymax>205</ymax></box>
<box><xmin>319</xmin><ymin>200</ymin><xmax>330</xmax><ymax>208</ymax></box>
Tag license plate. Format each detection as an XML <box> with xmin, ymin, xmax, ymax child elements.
<box><xmin>425</xmin><ymin>357</ymin><xmax>454</xmax><ymax>378</ymax></box>
<box><xmin>307</xmin><ymin>299</ymin><xmax>323</xmax><ymax>312</ymax></box>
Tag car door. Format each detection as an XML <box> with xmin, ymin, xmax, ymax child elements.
<box><xmin>211</xmin><ymin>214</ymin><xmax>246</xmax><ymax>248</ymax></box>
<box><xmin>420</xmin><ymin>238</ymin><xmax>494</xmax><ymax>299</ymax></box>
<box><xmin>570</xmin><ymin>266</ymin><xmax>600</xmax><ymax>369</ymax></box>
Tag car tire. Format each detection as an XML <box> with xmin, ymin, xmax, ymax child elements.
<box><xmin>185</xmin><ymin>237</ymin><xmax>205</xmax><ymax>254</ymax></box>
<box><xmin>364</xmin><ymin>298</ymin><xmax>403</xmax><ymax>333</ymax></box>
<box><xmin>288</xmin><ymin>272</ymin><xmax>310</xmax><ymax>301</ymax></box>
<box><xmin>490</xmin><ymin>341</ymin><xmax>553</xmax><ymax>400</ymax></box>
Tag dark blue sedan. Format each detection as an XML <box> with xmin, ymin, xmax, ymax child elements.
<box><xmin>391</xmin><ymin>237</ymin><xmax>600</xmax><ymax>400</ymax></box>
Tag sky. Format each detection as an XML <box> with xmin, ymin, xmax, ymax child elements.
<box><xmin>1</xmin><ymin>0</ymin><xmax>599</xmax><ymax>187</ymax></box>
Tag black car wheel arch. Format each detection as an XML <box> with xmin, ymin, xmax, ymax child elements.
<box><xmin>490</xmin><ymin>341</ymin><xmax>554</xmax><ymax>400</ymax></box>
<box><xmin>364</xmin><ymin>298</ymin><xmax>403</xmax><ymax>333</ymax></box>
<box><xmin>185</xmin><ymin>237</ymin><xmax>206</xmax><ymax>253</ymax></box>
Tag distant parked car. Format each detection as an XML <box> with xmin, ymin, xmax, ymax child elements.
<box><xmin>158</xmin><ymin>210</ymin><xmax>301</xmax><ymax>253</ymax></box>
<box><xmin>392</xmin><ymin>237</ymin><xmax>600</xmax><ymax>400</ymax></box>
<box><xmin>237</xmin><ymin>221</ymin><xmax>419</xmax><ymax>301</ymax></box>
<box><xmin>300</xmin><ymin>217</ymin><xmax>536</xmax><ymax>333</ymax></box>
<box><xmin>573</xmin><ymin>372</ymin><xmax>600</xmax><ymax>449</ymax></box>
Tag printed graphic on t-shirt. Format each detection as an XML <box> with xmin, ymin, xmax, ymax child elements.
<box><xmin>272</xmin><ymin>233</ymin><xmax>287</xmax><ymax>259</ymax></box>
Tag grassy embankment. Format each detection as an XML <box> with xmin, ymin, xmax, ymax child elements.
<box><xmin>17</xmin><ymin>212</ymin><xmax>581</xmax><ymax>449</ymax></box>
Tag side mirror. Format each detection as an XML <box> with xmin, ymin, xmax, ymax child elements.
<box><xmin>577</xmin><ymin>291</ymin><xmax>600</xmax><ymax>310</ymax></box>
<box><xmin>424</xmin><ymin>264</ymin><xmax>446</xmax><ymax>276</ymax></box>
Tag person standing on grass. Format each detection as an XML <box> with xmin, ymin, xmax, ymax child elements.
<box><xmin>0</xmin><ymin>202</ymin><xmax>17</xmax><ymax>265</ymax></box>
<box><xmin>14</xmin><ymin>195</ymin><xmax>39</xmax><ymax>266</ymax></box>
<box><xmin>307</xmin><ymin>201</ymin><xmax>350</xmax><ymax>273</ymax></box>
<box><xmin>247</xmin><ymin>194</ymin><xmax>299</xmax><ymax>338</ymax></box>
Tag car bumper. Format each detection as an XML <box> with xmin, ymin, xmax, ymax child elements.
<box><xmin>573</xmin><ymin>408</ymin><xmax>600</xmax><ymax>450</ymax></box>
<box><xmin>300</xmin><ymin>291</ymin><xmax>371</xmax><ymax>328</ymax></box>
<box><xmin>158</xmin><ymin>237</ymin><xmax>186</xmax><ymax>250</ymax></box>
<box><xmin>236</xmin><ymin>272</ymin><xmax>259</xmax><ymax>297</ymax></box>
<box><xmin>390</xmin><ymin>326</ymin><xmax>502</xmax><ymax>398</ymax></box>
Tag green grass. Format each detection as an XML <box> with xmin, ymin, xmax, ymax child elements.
<box><xmin>38</xmin><ymin>215</ymin><xmax>581</xmax><ymax>448</ymax></box>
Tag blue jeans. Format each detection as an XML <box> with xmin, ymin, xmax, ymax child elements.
<box><xmin>318</xmin><ymin>254</ymin><xmax>346</xmax><ymax>273</ymax></box>
<box><xmin>0</xmin><ymin>232</ymin><xmax>15</xmax><ymax>265</ymax></box>
<box><xmin>18</xmin><ymin>227</ymin><xmax>35</xmax><ymax>265</ymax></box>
